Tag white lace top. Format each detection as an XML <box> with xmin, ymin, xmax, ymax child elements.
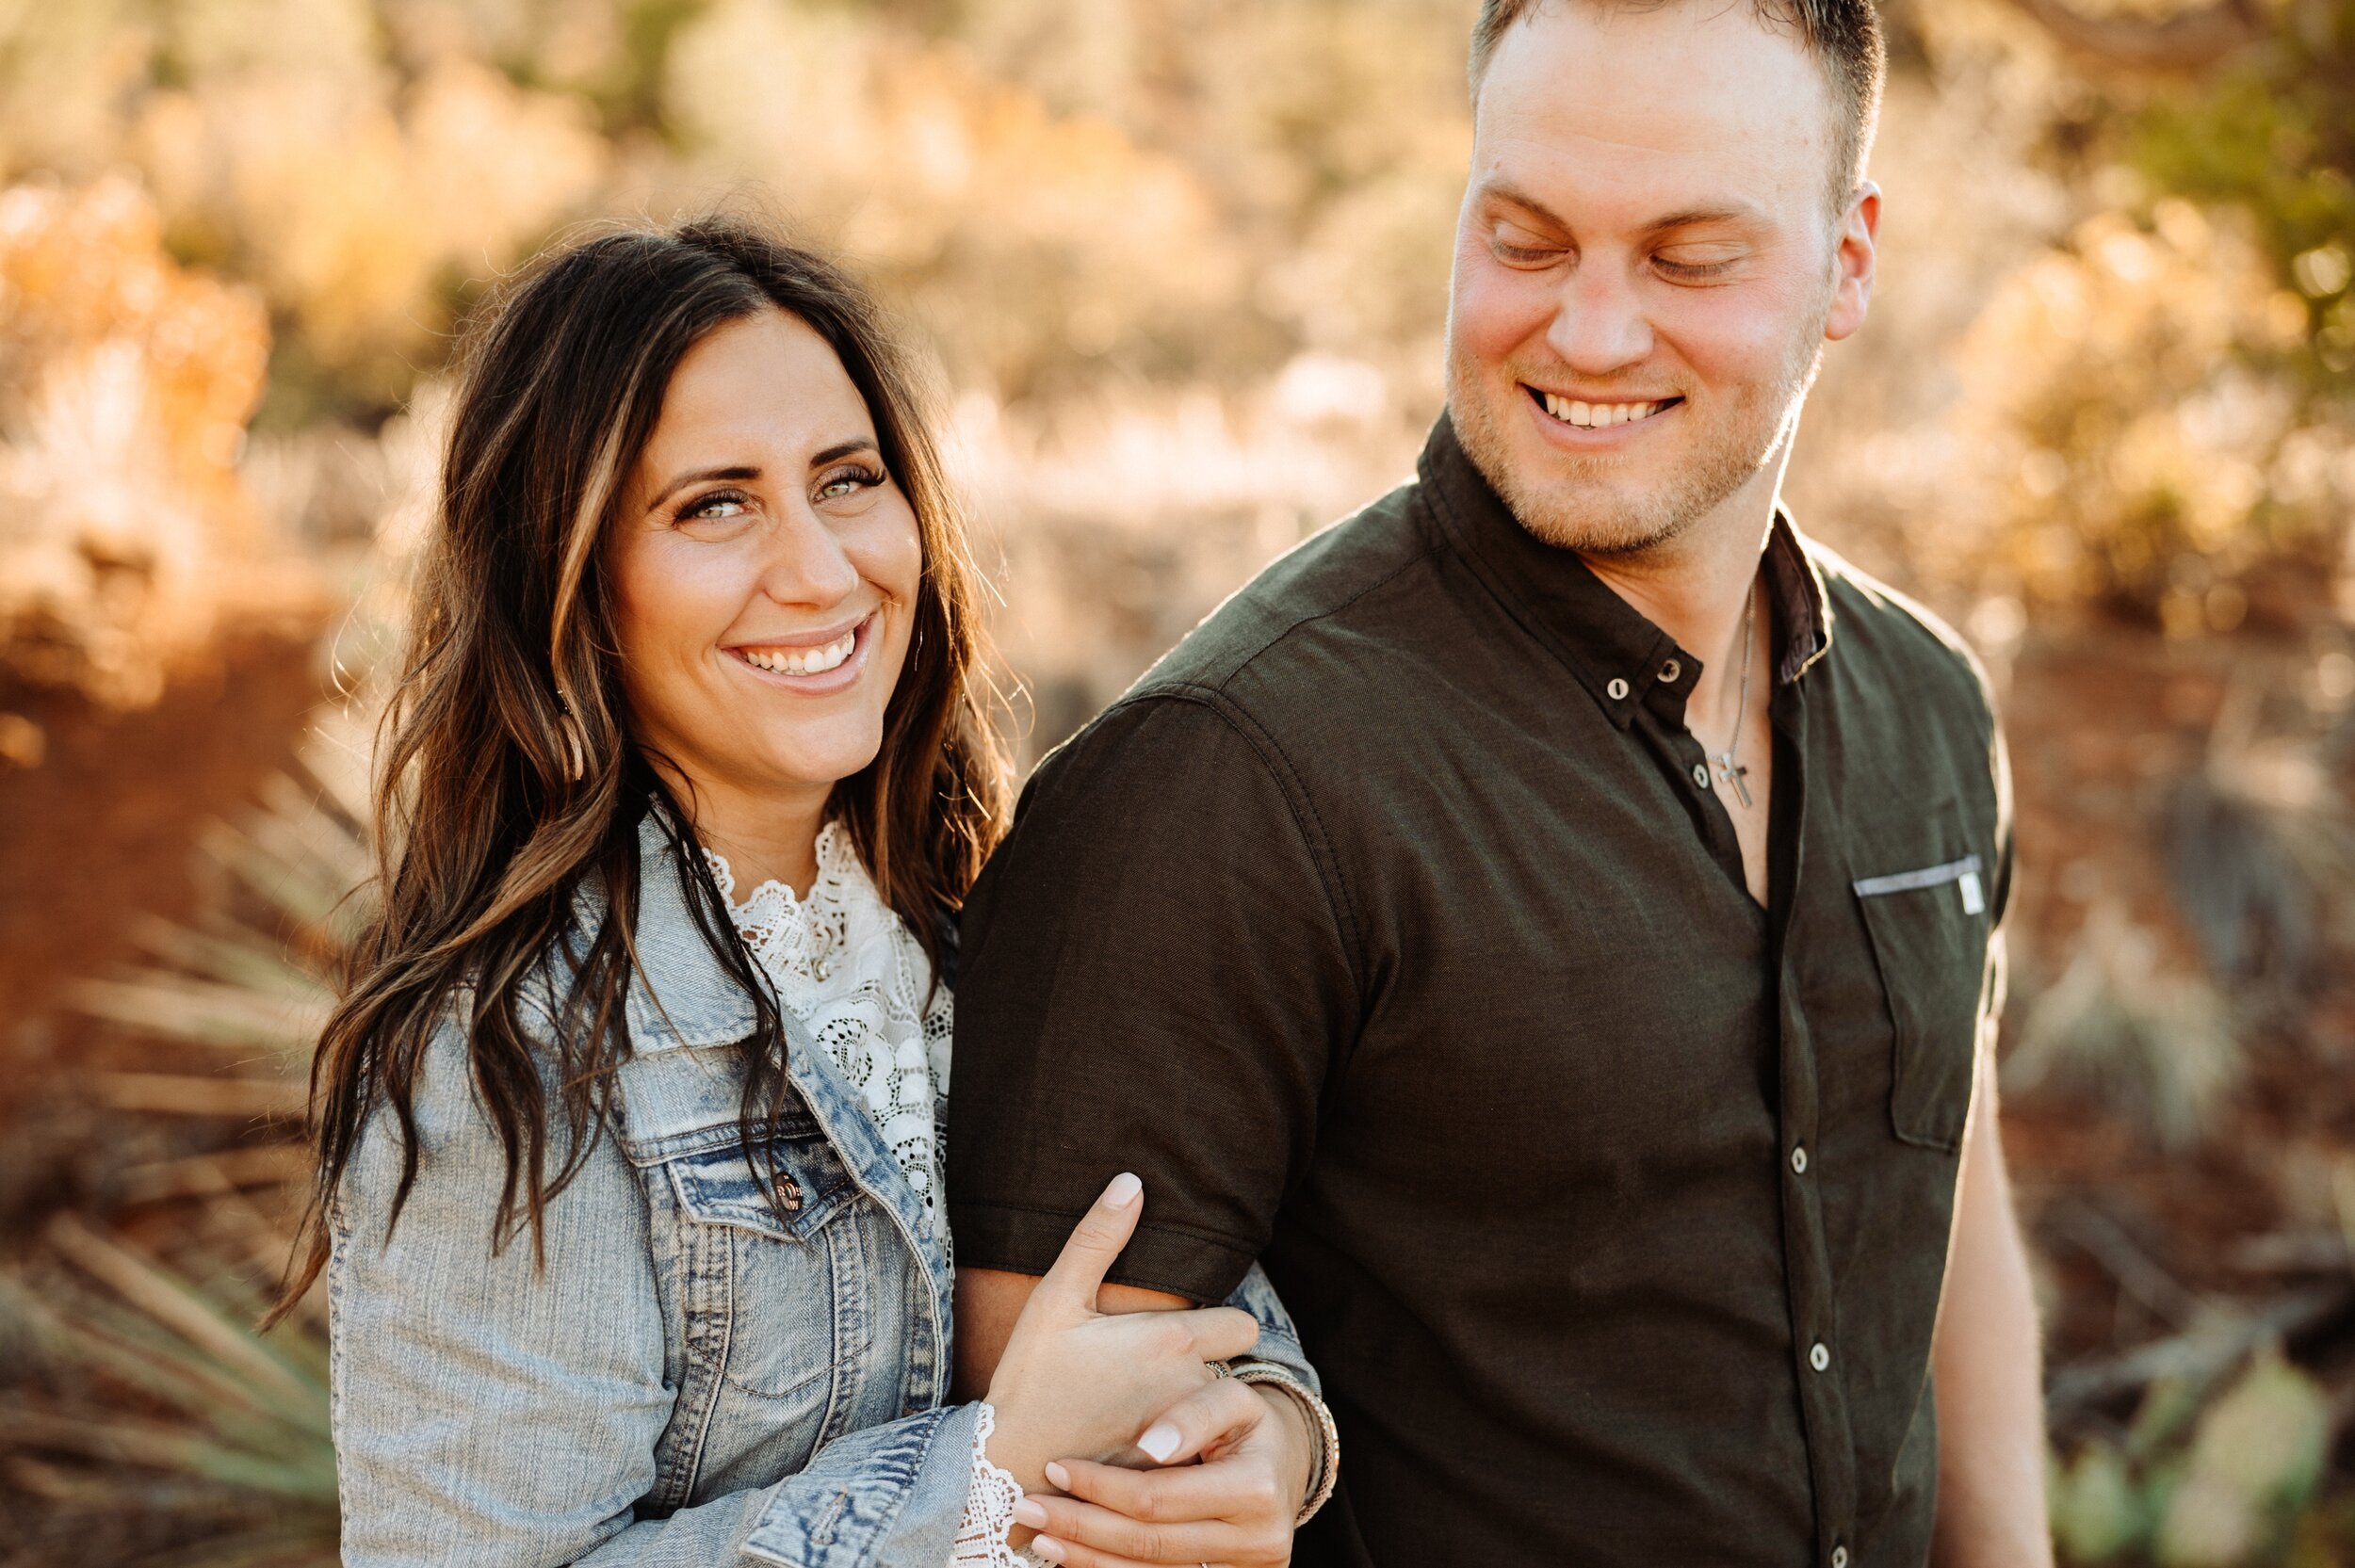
<box><xmin>710</xmin><ymin>822</ymin><xmax>1029</xmax><ymax>1566</ymax></box>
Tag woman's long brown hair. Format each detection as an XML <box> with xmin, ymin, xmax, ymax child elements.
<box><xmin>272</xmin><ymin>217</ymin><xmax>1009</xmax><ymax>1318</ymax></box>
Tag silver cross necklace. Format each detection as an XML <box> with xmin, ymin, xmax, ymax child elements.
<box><xmin>1711</xmin><ymin>584</ymin><xmax>1758</xmax><ymax>809</ymax></box>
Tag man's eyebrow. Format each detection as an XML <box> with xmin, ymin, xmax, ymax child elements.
<box><xmin>1475</xmin><ymin>179</ymin><xmax>1572</xmax><ymax>234</ymax></box>
<box><xmin>1646</xmin><ymin>202</ymin><xmax>1768</xmax><ymax>235</ymax></box>
<box><xmin>1476</xmin><ymin>183</ymin><xmax>1767</xmax><ymax>238</ymax></box>
<box><xmin>648</xmin><ymin>464</ymin><xmax>757</xmax><ymax>510</ymax></box>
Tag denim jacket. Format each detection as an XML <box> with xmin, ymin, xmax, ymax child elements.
<box><xmin>329</xmin><ymin>811</ymin><xmax>1316</xmax><ymax>1567</ymax></box>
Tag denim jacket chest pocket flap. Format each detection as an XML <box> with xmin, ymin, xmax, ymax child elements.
<box><xmin>616</xmin><ymin>1043</ymin><xmax>861</xmax><ymax>1240</ymax></box>
<box><xmin>1850</xmin><ymin>818</ymin><xmax>1994</xmax><ymax>1154</ymax></box>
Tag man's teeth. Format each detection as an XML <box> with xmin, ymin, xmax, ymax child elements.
<box><xmin>1540</xmin><ymin>392</ymin><xmax>1671</xmax><ymax>428</ymax></box>
<box><xmin>741</xmin><ymin>631</ymin><xmax>858</xmax><ymax>676</ymax></box>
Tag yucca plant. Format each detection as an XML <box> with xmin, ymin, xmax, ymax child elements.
<box><xmin>3</xmin><ymin>706</ymin><xmax>375</xmax><ymax>1559</ymax></box>
<box><xmin>70</xmin><ymin>706</ymin><xmax>374</xmax><ymax>1172</ymax></box>
<box><xmin>1</xmin><ymin>1214</ymin><xmax>337</xmax><ymax>1566</ymax></box>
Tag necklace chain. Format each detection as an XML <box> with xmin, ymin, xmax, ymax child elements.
<box><xmin>1711</xmin><ymin>583</ymin><xmax>1758</xmax><ymax>809</ymax></box>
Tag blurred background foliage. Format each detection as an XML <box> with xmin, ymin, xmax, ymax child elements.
<box><xmin>0</xmin><ymin>0</ymin><xmax>2349</xmax><ymax>1563</ymax></box>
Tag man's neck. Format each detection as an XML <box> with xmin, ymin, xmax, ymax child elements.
<box><xmin>1578</xmin><ymin>473</ymin><xmax>1784</xmax><ymax>733</ymax></box>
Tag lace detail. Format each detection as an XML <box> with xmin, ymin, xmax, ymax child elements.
<box><xmin>705</xmin><ymin>826</ymin><xmax>856</xmax><ymax>987</ymax></box>
<box><xmin>711</xmin><ymin>821</ymin><xmax>955</xmax><ymax>1243</ymax></box>
<box><xmin>950</xmin><ymin>1402</ymin><xmax>1036</xmax><ymax>1566</ymax></box>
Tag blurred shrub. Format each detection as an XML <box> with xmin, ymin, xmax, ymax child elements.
<box><xmin>1946</xmin><ymin>200</ymin><xmax>2344</xmax><ymax>626</ymax></box>
<box><xmin>2051</xmin><ymin>1345</ymin><xmax>2331</xmax><ymax>1568</ymax></box>
<box><xmin>2128</xmin><ymin>0</ymin><xmax>2355</xmax><ymax>375</ymax></box>
<box><xmin>2004</xmin><ymin>898</ymin><xmax>2243</xmax><ymax>1151</ymax></box>
<box><xmin>138</xmin><ymin>53</ymin><xmax>609</xmax><ymax>413</ymax></box>
<box><xmin>0</xmin><ymin>174</ymin><xmax>317</xmax><ymax>707</ymax></box>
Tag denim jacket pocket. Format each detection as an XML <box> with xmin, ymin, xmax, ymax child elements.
<box><xmin>1852</xmin><ymin>837</ymin><xmax>1992</xmax><ymax>1154</ymax></box>
<box><xmin>663</xmin><ymin>1121</ymin><xmax>860</xmax><ymax>1243</ymax></box>
<box><xmin>621</xmin><ymin>1045</ymin><xmax>872</xmax><ymax>1402</ymax></box>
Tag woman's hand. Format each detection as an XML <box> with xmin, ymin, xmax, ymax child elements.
<box><xmin>983</xmin><ymin>1174</ymin><xmax>1262</xmax><ymax>1494</ymax></box>
<box><xmin>1012</xmin><ymin>1375</ymin><xmax>1314</xmax><ymax>1568</ymax></box>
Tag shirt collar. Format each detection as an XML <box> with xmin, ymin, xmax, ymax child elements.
<box><xmin>1415</xmin><ymin>412</ymin><xmax>1833</xmax><ymax>730</ymax></box>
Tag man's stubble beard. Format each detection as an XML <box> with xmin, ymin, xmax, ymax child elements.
<box><xmin>1447</xmin><ymin>310</ymin><xmax>1829</xmax><ymax>559</ymax></box>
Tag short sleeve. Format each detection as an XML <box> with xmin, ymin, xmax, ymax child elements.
<box><xmin>945</xmin><ymin>691</ymin><xmax>1359</xmax><ymax>1302</ymax></box>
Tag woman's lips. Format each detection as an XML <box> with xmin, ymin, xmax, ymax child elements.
<box><xmin>736</xmin><ymin>626</ymin><xmax>858</xmax><ymax>676</ymax></box>
<box><xmin>727</xmin><ymin>613</ymin><xmax>876</xmax><ymax>690</ymax></box>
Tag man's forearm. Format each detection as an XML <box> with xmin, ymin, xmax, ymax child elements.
<box><xmin>1930</xmin><ymin>1083</ymin><xmax>2054</xmax><ymax>1568</ymax></box>
<box><xmin>953</xmin><ymin>1266</ymin><xmax>1196</xmax><ymax>1400</ymax></box>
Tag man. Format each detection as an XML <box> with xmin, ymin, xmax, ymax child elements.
<box><xmin>948</xmin><ymin>1</ymin><xmax>2053</xmax><ymax>1563</ymax></box>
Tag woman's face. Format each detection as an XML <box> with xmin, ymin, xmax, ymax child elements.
<box><xmin>607</xmin><ymin>307</ymin><xmax>922</xmax><ymax>817</ymax></box>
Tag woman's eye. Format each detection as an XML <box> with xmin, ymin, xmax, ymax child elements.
<box><xmin>677</xmin><ymin>490</ymin><xmax>753</xmax><ymax>526</ymax></box>
<box><xmin>815</xmin><ymin>464</ymin><xmax>886</xmax><ymax>502</ymax></box>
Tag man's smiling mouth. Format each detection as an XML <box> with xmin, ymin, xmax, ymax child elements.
<box><xmin>1526</xmin><ymin>386</ymin><xmax>1684</xmax><ymax>429</ymax></box>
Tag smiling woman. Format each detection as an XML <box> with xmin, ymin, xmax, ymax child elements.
<box><xmin>608</xmin><ymin>306</ymin><xmax>930</xmax><ymax>897</ymax></box>
<box><xmin>276</xmin><ymin>216</ymin><xmax>1334</xmax><ymax>1567</ymax></box>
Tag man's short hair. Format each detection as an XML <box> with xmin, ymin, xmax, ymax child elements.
<box><xmin>1466</xmin><ymin>0</ymin><xmax>1887</xmax><ymax>212</ymax></box>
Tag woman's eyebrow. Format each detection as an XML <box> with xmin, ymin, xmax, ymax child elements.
<box><xmin>809</xmin><ymin>438</ymin><xmax>878</xmax><ymax>468</ymax></box>
<box><xmin>648</xmin><ymin>464</ymin><xmax>758</xmax><ymax>510</ymax></box>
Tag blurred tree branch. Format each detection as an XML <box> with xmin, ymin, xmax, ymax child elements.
<box><xmin>2002</xmin><ymin>0</ymin><xmax>2264</xmax><ymax>70</ymax></box>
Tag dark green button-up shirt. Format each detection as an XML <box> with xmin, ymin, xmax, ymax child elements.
<box><xmin>949</xmin><ymin>414</ymin><xmax>2011</xmax><ymax>1567</ymax></box>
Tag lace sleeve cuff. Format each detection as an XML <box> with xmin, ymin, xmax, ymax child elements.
<box><xmin>949</xmin><ymin>1402</ymin><xmax>1042</xmax><ymax>1567</ymax></box>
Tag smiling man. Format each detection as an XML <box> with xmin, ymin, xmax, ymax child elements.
<box><xmin>947</xmin><ymin>2</ymin><xmax>2053</xmax><ymax>1564</ymax></box>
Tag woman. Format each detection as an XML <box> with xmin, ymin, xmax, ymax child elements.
<box><xmin>282</xmin><ymin>218</ymin><xmax>1337</xmax><ymax>1566</ymax></box>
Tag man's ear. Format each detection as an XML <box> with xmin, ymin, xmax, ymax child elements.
<box><xmin>1825</xmin><ymin>181</ymin><xmax>1880</xmax><ymax>344</ymax></box>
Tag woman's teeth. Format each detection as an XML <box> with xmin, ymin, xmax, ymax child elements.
<box><xmin>740</xmin><ymin>630</ymin><xmax>858</xmax><ymax>676</ymax></box>
<box><xmin>1539</xmin><ymin>392</ymin><xmax>1672</xmax><ymax>428</ymax></box>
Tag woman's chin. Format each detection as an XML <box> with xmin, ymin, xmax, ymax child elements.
<box><xmin>731</xmin><ymin>723</ymin><xmax>886</xmax><ymax>798</ymax></box>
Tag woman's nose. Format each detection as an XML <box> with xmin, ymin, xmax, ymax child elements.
<box><xmin>758</xmin><ymin>503</ymin><xmax>863</xmax><ymax>608</ymax></box>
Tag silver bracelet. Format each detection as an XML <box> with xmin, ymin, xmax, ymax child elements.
<box><xmin>1230</xmin><ymin>1363</ymin><xmax>1340</xmax><ymax>1527</ymax></box>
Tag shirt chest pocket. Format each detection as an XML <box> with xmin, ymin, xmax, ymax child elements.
<box><xmin>1852</xmin><ymin>845</ymin><xmax>1995</xmax><ymax>1152</ymax></box>
<box><xmin>623</xmin><ymin>1051</ymin><xmax>872</xmax><ymax>1402</ymax></box>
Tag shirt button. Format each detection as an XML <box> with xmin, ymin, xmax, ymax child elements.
<box><xmin>1606</xmin><ymin>677</ymin><xmax>1631</xmax><ymax>701</ymax></box>
<box><xmin>1810</xmin><ymin>1342</ymin><xmax>1831</xmax><ymax>1373</ymax></box>
<box><xmin>1660</xmin><ymin>658</ymin><xmax>1681</xmax><ymax>683</ymax></box>
<box><xmin>1832</xmin><ymin>1548</ymin><xmax>1849</xmax><ymax>1568</ymax></box>
<box><xmin>1791</xmin><ymin>1146</ymin><xmax>1809</xmax><ymax>1175</ymax></box>
<box><xmin>1691</xmin><ymin>762</ymin><xmax>1711</xmax><ymax>789</ymax></box>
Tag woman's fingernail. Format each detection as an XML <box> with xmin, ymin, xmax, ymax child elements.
<box><xmin>1012</xmin><ymin>1497</ymin><xmax>1048</xmax><ymax>1528</ymax></box>
<box><xmin>1103</xmin><ymin>1172</ymin><xmax>1142</xmax><ymax>1208</ymax></box>
<box><xmin>1043</xmin><ymin>1461</ymin><xmax>1072</xmax><ymax>1491</ymax></box>
<box><xmin>1138</xmin><ymin>1420</ymin><xmax>1182</xmax><ymax>1462</ymax></box>
<box><xmin>1032</xmin><ymin>1537</ymin><xmax>1068</xmax><ymax>1563</ymax></box>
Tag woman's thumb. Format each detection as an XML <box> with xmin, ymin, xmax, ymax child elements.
<box><xmin>1033</xmin><ymin>1172</ymin><xmax>1145</xmax><ymax>1311</ymax></box>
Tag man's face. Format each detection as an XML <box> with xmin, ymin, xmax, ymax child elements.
<box><xmin>1446</xmin><ymin>0</ymin><xmax>1877</xmax><ymax>557</ymax></box>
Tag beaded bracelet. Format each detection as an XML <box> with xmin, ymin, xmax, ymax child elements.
<box><xmin>1230</xmin><ymin>1363</ymin><xmax>1340</xmax><ymax>1527</ymax></box>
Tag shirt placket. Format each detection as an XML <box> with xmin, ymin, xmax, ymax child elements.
<box><xmin>1638</xmin><ymin>667</ymin><xmax>1860</xmax><ymax>1568</ymax></box>
<box><xmin>1766</xmin><ymin>676</ymin><xmax>1859</xmax><ymax>1568</ymax></box>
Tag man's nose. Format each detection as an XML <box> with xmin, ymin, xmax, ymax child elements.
<box><xmin>1546</xmin><ymin>262</ymin><xmax>1654</xmax><ymax>377</ymax></box>
<box><xmin>759</xmin><ymin>503</ymin><xmax>862</xmax><ymax>607</ymax></box>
